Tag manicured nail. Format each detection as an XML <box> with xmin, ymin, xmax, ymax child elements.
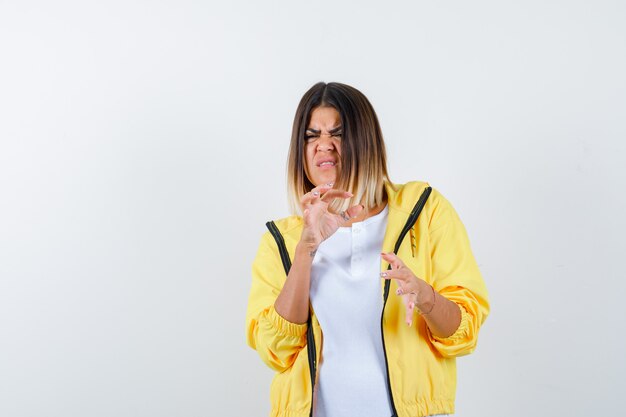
<box><xmin>396</xmin><ymin>288</ymin><xmax>402</xmax><ymax>295</ymax></box>
<box><xmin>313</xmin><ymin>191</ymin><xmax>319</xmax><ymax>196</ymax></box>
<box><xmin>326</xmin><ymin>182</ymin><xmax>333</xmax><ymax>187</ymax></box>
<box><xmin>380</xmin><ymin>272</ymin><xmax>388</xmax><ymax>277</ymax></box>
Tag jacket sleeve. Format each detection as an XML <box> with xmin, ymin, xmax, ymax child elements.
<box><xmin>426</xmin><ymin>189</ymin><xmax>490</xmax><ymax>358</ymax></box>
<box><xmin>245</xmin><ymin>231</ymin><xmax>308</xmax><ymax>372</ymax></box>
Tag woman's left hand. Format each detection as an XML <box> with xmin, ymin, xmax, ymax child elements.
<box><xmin>380</xmin><ymin>252</ymin><xmax>434</xmax><ymax>327</ymax></box>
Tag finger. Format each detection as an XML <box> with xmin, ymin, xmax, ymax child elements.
<box><xmin>303</xmin><ymin>208</ymin><xmax>313</xmax><ymax>227</ymax></box>
<box><xmin>345</xmin><ymin>204</ymin><xmax>365</xmax><ymax>219</ymax></box>
<box><xmin>320</xmin><ymin>189</ymin><xmax>352</xmax><ymax>203</ymax></box>
<box><xmin>336</xmin><ymin>204</ymin><xmax>365</xmax><ymax>225</ymax></box>
<box><xmin>300</xmin><ymin>184</ymin><xmax>334</xmax><ymax>206</ymax></box>
<box><xmin>381</xmin><ymin>269</ymin><xmax>408</xmax><ymax>283</ymax></box>
<box><xmin>395</xmin><ymin>284</ymin><xmax>413</xmax><ymax>297</ymax></box>
<box><xmin>381</xmin><ymin>252</ymin><xmax>405</xmax><ymax>270</ymax></box>
<box><xmin>312</xmin><ymin>183</ymin><xmax>335</xmax><ymax>195</ymax></box>
<box><xmin>380</xmin><ymin>271</ymin><xmax>395</xmax><ymax>281</ymax></box>
<box><xmin>406</xmin><ymin>300</ymin><xmax>415</xmax><ymax>327</ymax></box>
<box><xmin>300</xmin><ymin>190</ymin><xmax>324</xmax><ymax>207</ymax></box>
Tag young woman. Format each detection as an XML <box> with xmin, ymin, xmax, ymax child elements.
<box><xmin>246</xmin><ymin>82</ymin><xmax>489</xmax><ymax>417</ymax></box>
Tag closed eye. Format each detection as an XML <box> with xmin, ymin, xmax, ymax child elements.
<box><xmin>305</xmin><ymin>132</ymin><xmax>342</xmax><ymax>140</ymax></box>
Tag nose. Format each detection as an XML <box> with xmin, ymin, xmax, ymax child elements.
<box><xmin>316</xmin><ymin>134</ymin><xmax>335</xmax><ymax>152</ymax></box>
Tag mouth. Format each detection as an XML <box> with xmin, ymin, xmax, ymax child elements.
<box><xmin>316</xmin><ymin>158</ymin><xmax>337</xmax><ymax>168</ymax></box>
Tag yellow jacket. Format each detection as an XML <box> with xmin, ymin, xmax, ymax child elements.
<box><xmin>246</xmin><ymin>181</ymin><xmax>489</xmax><ymax>417</ymax></box>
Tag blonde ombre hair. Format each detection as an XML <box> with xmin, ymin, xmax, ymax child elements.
<box><xmin>287</xmin><ymin>82</ymin><xmax>393</xmax><ymax>215</ymax></box>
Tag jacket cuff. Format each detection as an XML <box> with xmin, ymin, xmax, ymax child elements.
<box><xmin>432</xmin><ymin>303</ymin><xmax>469</xmax><ymax>342</ymax></box>
<box><xmin>267</xmin><ymin>305</ymin><xmax>308</xmax><ymax>338</ymax></box>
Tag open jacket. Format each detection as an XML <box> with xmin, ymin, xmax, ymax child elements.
<box><xmin>246</xmin><ymin>181</ymin><xmax>490</xmax><ymax>417</ymax></box>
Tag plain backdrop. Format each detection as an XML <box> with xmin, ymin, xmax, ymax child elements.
<box><xmin>1</xmin><ymin>1</ymin><xmax>625</xmax><ymax>416</ymax></box>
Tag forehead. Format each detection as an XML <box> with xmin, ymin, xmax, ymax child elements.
<box><xmin>307</xmin><ymin>106</ymin><xmax>341</xmax><ymax>129</ymax></box>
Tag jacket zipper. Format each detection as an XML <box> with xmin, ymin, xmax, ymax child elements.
<box><xmin>380</xmin><ymin>186</ymin><xmax>432</xmax><ymax>417</ymax></box>
<box><xmin>265</xmin><ymin>221</ymin><xmax>317</xmax><ymax>417</ymax></box>
<box><xmin>380</xmin><ymin>279</ymin><xmax>399</xmax><ymax>417</ymax></box>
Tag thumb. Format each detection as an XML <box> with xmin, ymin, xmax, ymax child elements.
<box><xmin>345</xmin><ymin>204</ymin><xmax>365</xmax><ymax>219</ymax></box>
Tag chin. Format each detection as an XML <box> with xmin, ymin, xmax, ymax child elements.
<box><xmin>309</xmin><ymin>169</ymin><xmax>338</xmax><ymax>187</ymax></box>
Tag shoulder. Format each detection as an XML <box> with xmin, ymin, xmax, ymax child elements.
<box><xmin>387</xmin><ymin>180</ymin><xmax>458</xmax><ymax>229</ymax></box>
<box><xmin>255</xmin><ymin>214</ymin><xmax>304</xmax><ymax>251</ymax></box>
<box><xmin>387</xmin><ymin>180</ymin><xmax>449</xmax><ymax>213</ymax></box>
<box><xmin>252</xmin><ymin>215</ymin><xmax>304</xmax><ymax>274</ymax></box>
<box><xmin>270</xmin><ymin>215</ymin><xmax>303</xmax><ymax>236</ymax></box>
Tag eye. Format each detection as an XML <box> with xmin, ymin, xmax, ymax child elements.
<box><xmin>305</xmin><ymin>135</ymin><xmax>318</xmax><ymax>141</ymax></box>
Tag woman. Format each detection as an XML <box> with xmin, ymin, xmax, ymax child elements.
<box><xmin>246</xmin><ymin>82</ymin><xmax>489</xmax><ymax>417</ymax></box>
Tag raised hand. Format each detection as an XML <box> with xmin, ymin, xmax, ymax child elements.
<box><xmin>299</xmin><ymin>183</ymin><xmax>364</xmax><ymax>254</ymax></box>
<box><xmin>380</xmin><ymin>252</ymin><xmax>435</xmax><ymax>326</ymax></box>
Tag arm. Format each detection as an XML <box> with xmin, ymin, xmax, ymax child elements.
<box><xmin>274</xmin><ymin>185</ymin><xmax>363</xmax><ymax>323</ymax></box>
<box><xmin>245</xmin><ymin>232</ymin><xmax>308</xmax><ymax>372</ymax></box>
<box><xmin>274</xmin><ymin>243</ymin><xmax>315</xmax><ymax>324</ymax></box>
<box><xmin>425</xmin><ymin>189</ymin><xmax>490</xmax><ymax>358</ymax></box>
<box><xmin>412</xmin><ymin>278</ymin><xmax>462</xmax><ymax>338</ymax></box>
<box><xmin>381</xmin><ymin>189</ymin><xmax>489</xmax><ymax>357</ymax></box>
<box><xmin>246</xmin><ymin>185</ymin><xmax>363</xmax><ymax>371</ymax></box>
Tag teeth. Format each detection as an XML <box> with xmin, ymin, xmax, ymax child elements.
<box><xmin>320</xmin><ymin>161</ymin><xmax>335</xmax><ymax>166</ymax></box>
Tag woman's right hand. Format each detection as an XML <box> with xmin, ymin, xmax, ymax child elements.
<box><xmin>299</xmin><ymin>183</ymin><xmax>364</xmax><ymax>253</ymax></box>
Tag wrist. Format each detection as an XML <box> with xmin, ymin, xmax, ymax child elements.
<box><xmin>416</xmin><ymin>281</ymin><xmax>436</xmax><ymax>314</ymax></box>
<box><xmin>295</xmin><ymin>242</ymin><xmax>318</xmax><ymax>262</ymax></box>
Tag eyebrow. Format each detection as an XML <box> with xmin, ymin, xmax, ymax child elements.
<box><xmin>305</xmin><ymin>126</ymin><xmax>343</xmax><ymax>134</ymax></box>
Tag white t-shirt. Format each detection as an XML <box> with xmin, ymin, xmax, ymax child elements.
<box><xmin>310</xmin><ymin>205</ymin><xmax>392</xmax><ymax>417</ymax></box>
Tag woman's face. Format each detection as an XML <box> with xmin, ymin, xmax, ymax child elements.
<box><xmin>304</xmin><ymin>106</ymin><xmax>342</xmax><ymax>187</ymax></box>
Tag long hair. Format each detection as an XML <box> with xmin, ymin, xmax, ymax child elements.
<box><xmin>287</xmin><ymin>82</ymin><xmax>392</xmax><ymax>215</ymax></box>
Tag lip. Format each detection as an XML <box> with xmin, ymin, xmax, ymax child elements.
<box><xmin>315</xmin><ymin>157</ymin><xmax>337</xmax><ymax>167</ymax></box>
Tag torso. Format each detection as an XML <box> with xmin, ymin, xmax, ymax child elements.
<box><xmin>309</xmin><ymin>205</ymin><xmax>392</xmax><ymax>417</ymax></box>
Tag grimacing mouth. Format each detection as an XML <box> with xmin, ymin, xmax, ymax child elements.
<box><xmin>315</xmin><ymin>157</ymin><xmax>337</xmax><ymax>167</ymax></box>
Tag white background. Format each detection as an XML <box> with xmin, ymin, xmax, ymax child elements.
<box><xmin>1</xmin><ymin>1</ymin><xmax>624</xmax><ymax>416</ymax></box>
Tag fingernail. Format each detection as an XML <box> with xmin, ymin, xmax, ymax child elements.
<box><xmin>312</xmin><ymin>191</ymin><xmax>319</xmax><ymax>196</ymax></box>
<box><xmin>380</xmin><ymin>272</ymin><xmax>388</xmax><ymax>277</ymax></box>
<box><xmin>326</xmin><ymin>182</ymin><xmax>333</xmax><ymax>187</ymax></box>
<box><xmin>396</xmin><ymin>289</ymin><xmax>402</xmax><ymax>295</ymax></box>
